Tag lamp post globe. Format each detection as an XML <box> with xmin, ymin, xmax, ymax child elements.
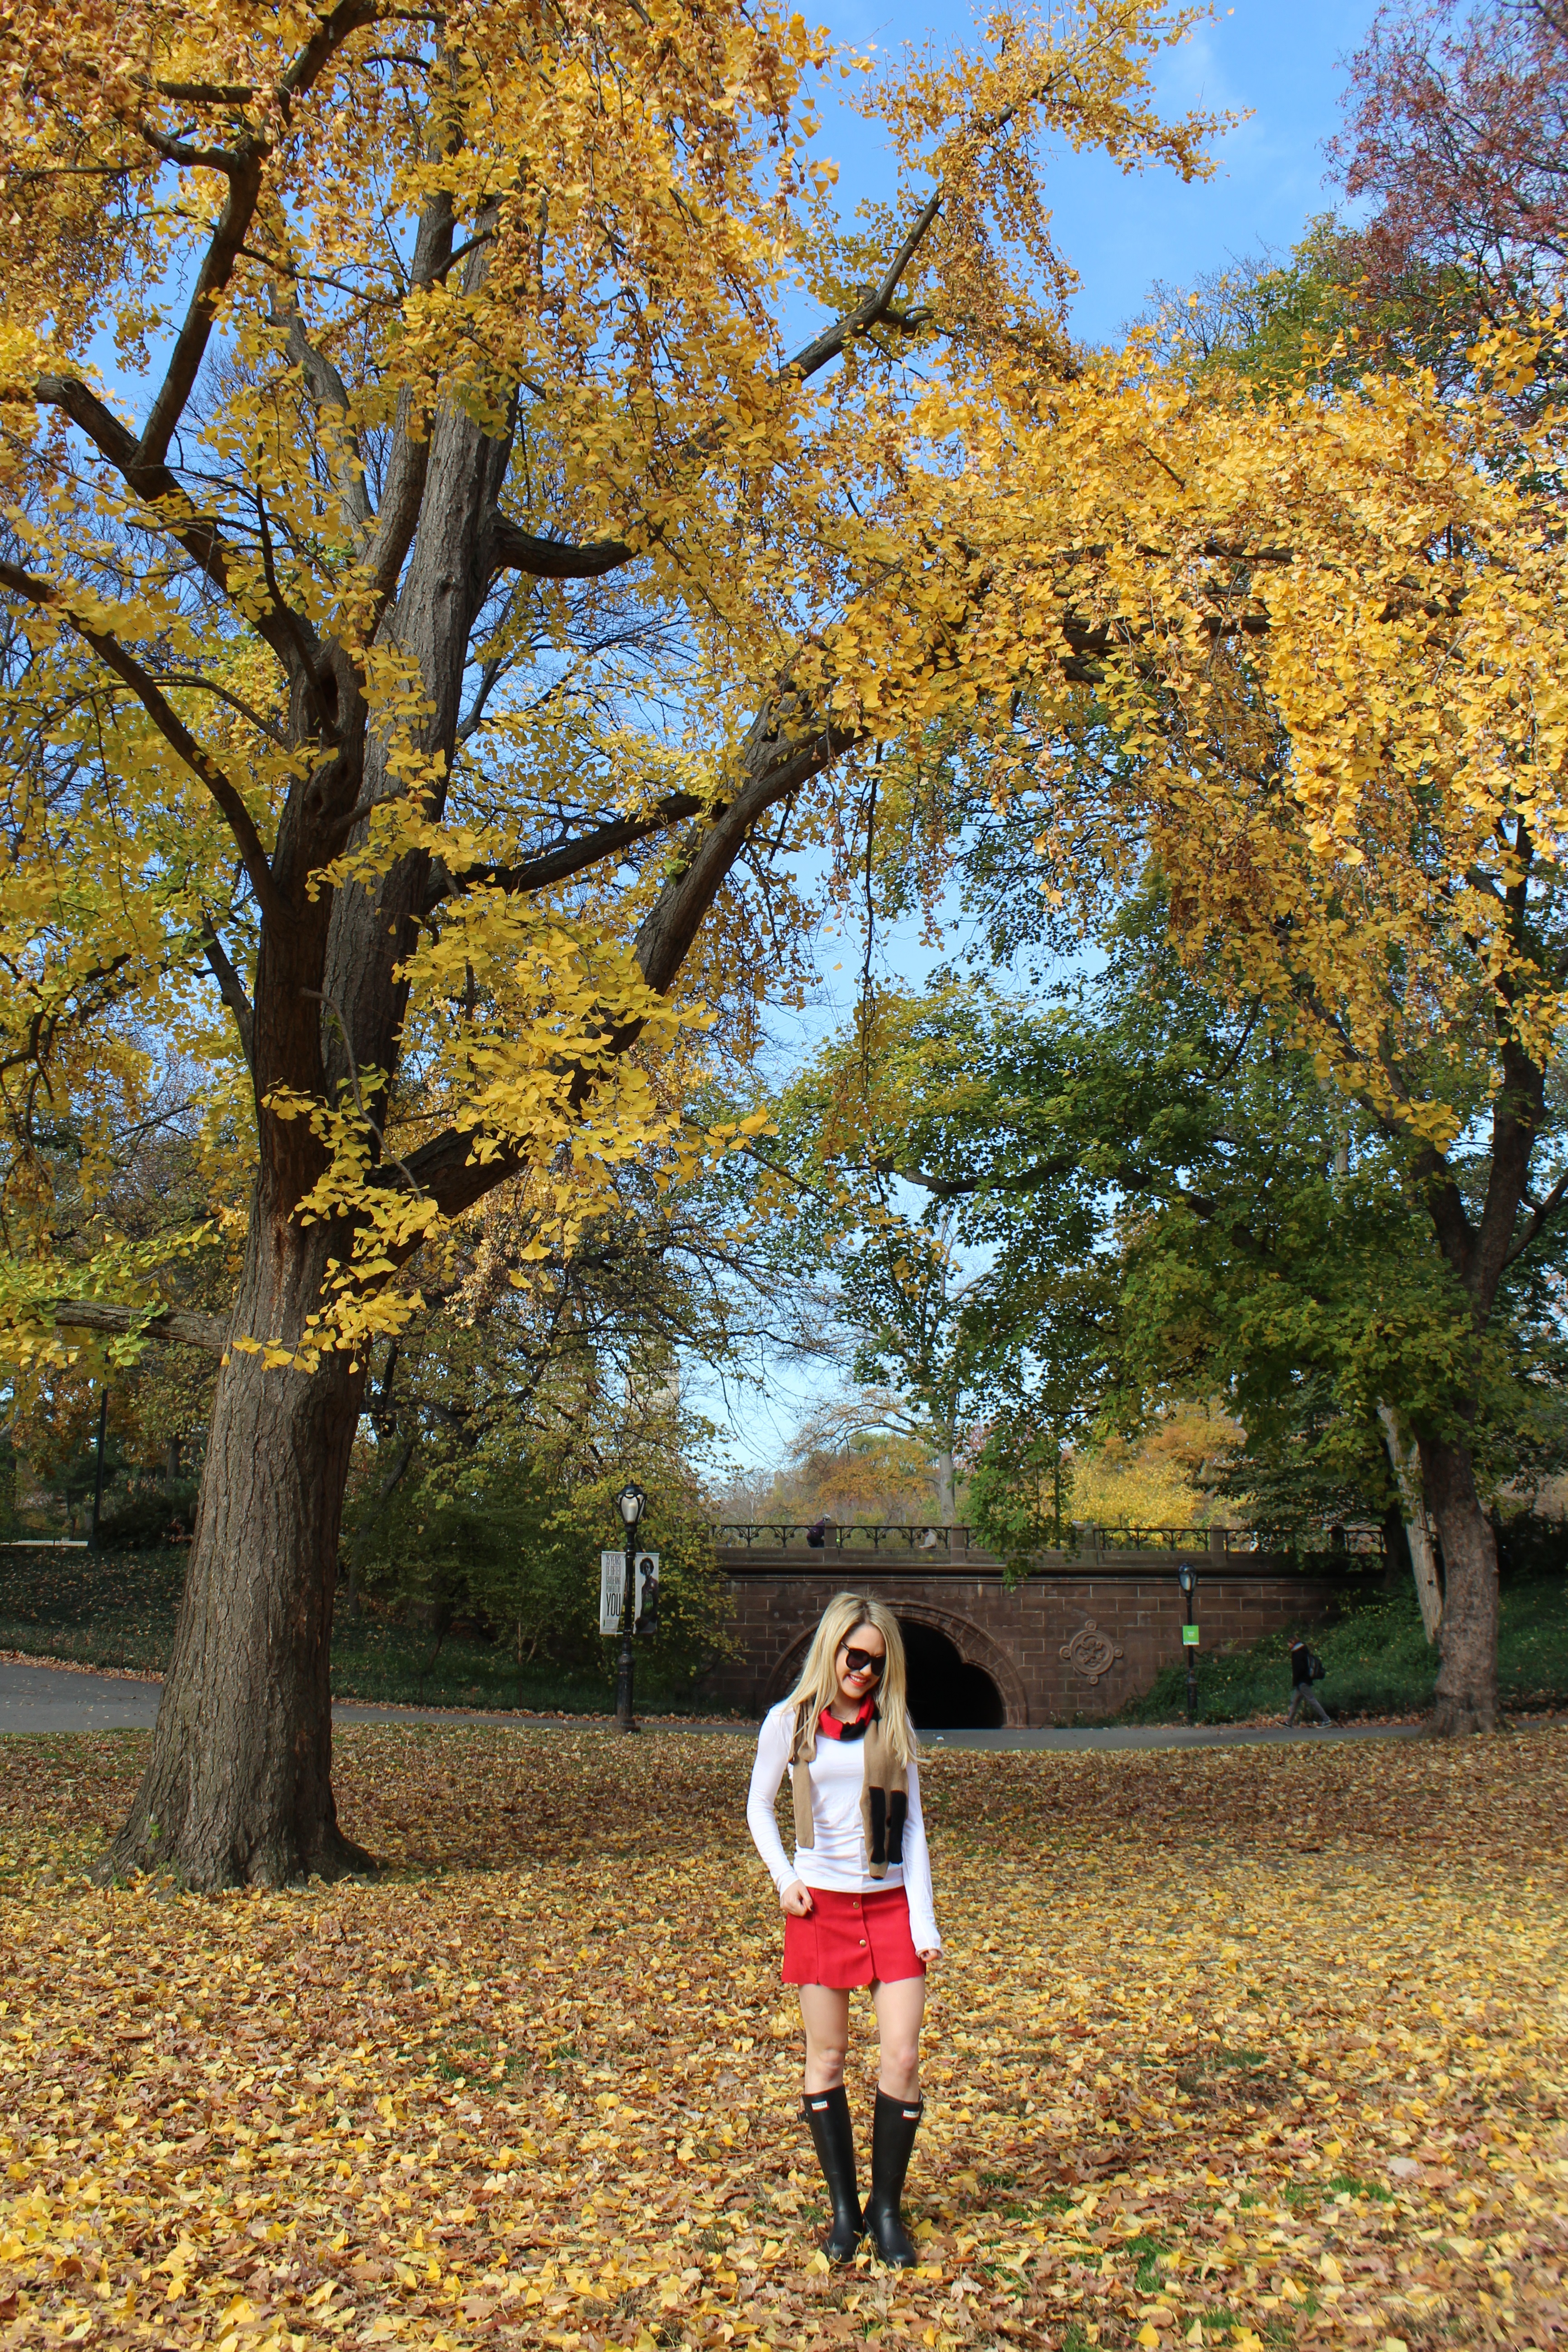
<box><xmin>616</xmin><ymin>1482</ymin><xmax>646</xmax><ymax>1534</ymax></box>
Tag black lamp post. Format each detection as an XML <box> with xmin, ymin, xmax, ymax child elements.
<box><xmin>1176</xmin><ymin>1559</ymin><xmax>1198</xmax><ymax>1722</ymax></box>
<box><xmin>613</xmin><ymin>1482</ymin><xmax>646</xmax><ymax>1735</ymax></box>
<box><xmin>89</xmin><ymin>1390</ymin><xmax>108</xmax><ymax>1552</ymax></box>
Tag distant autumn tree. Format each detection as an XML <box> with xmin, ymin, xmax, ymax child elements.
<box><xmin>0</xmin><ymin>0</ymin><xmax>1220</xmax><ymax>1883</ymax></box>
<box><xmin>1330</xmin><ymin>0</ymin><xmax>1568</xmax><ymax>344</ymax></box>
<box><xmin>1011</xmin><ymin>343</ymin><xmax>1568</xmax><ymax>1735</ymax></box>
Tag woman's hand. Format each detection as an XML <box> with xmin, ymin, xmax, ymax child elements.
<box><xmin>780</xmin><ymin>1880</ymin><xmax>815</xmax><ymax>1917</ymax></box>
<box><xmin>916</xmin><ymin>1947</ymin><xmax>940</xmax><ymax>1967</ymax></box>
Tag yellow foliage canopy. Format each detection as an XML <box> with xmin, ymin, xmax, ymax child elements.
<box><xmin>0</xmin><ymin>0</ymin><xmax>1223</xmax><ymax>1374</ymax></box>
<box><xmin>0</xmin><ymin>0</ymin><xmax>1560</xmax><ymax>1387</ymax></box>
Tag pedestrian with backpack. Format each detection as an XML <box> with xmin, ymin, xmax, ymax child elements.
<box><xmin>1286</xmin><ymin>1634</ymin><xmax>1333</xmax><ymax>1726</ymax></box>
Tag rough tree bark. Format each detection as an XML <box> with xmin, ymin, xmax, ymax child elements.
<box><xmin>1419</xmin><ymin>1429</ymin><xmax>1499</xmax><ymax>1736</ymax></box>
<box><xmin>1392</xmin><ymin>1021</ymin><xmax>1553</xmax><ymax>1738</ymax></box>
<box><xmin>108</xmin><ymin>1212</ymin><xmax>372</xmax><ymax>1885</ymax></box>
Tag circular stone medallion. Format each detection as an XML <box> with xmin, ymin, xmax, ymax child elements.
<box><xmin>1058</xmin><ymin>1619</ymin><xmax>1125</xmax><ymax>1686</ymax></box>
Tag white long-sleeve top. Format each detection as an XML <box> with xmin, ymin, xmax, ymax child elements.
<box><xmin>746</xmin><ymin>1699</ymin><xmax>942</xmax><ymax>1953</ymax></box>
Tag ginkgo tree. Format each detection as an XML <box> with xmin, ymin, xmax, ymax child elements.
<box><xmin>0</xmin><ymin>0</ymin><xmax>1222</xmax><ymax>1884</ymax></box>
<box><xmin>881</xmin><ymin>333</ymin><xmax>1568</xmax><ymax>1736</ymax></box>
<box><xmin>740</xmin><ymin>310</ymin><xmax>1568</xmax><ymax>1736</ymax></box>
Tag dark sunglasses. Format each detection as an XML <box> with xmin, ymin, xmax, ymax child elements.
<box><xmin>840</xmin><ymin>1645</ymin><xmax>885</xmax><ymax>1679</ymax></box>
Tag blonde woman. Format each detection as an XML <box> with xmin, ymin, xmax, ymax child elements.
<box><xmin>746</xmin><ymin>1593</ymin><xmax>941</xmax><ymax>2267</ymax></box>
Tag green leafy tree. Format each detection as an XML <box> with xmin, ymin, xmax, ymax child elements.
<box><xmin>783</xmin><ymin>894</ymin><xmax>1568</xmax><ymax>1644</ymax></box>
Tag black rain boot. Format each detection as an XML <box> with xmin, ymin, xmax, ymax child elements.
<box><xmin>863</xmin><ymin>2087</ymin><xmax>923</xmax><ymax>2266</ymax></box>
<box><xmin>801</xmin><ymin>2084</ymin><xmax>863</xmax><ymax>2264</ymax></box>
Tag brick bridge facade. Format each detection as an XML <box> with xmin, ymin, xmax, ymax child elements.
<box><xmin>701</xmin><ymin>1536</ymin><xmax>1345</xmax><ymax>1725</ymax></box>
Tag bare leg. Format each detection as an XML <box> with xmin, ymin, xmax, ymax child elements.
<box><xmin>872</xmin><ymin>1975</ymin><xmax>926</xmax><ymax>2102</ymax></box>
<box><xmin>799</xmin><ymin>1985</ymin><xmax>852</xmax><ymax>2094</ymax></box>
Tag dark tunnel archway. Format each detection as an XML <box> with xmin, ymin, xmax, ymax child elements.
<box><xmin>897</xmin><ymin>1615</ymin><xmax>1006</xmax><ymax>1730</ymax></box>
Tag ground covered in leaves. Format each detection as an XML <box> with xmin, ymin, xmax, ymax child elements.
<box><xmin>0</xmin><ymin>1728</ymin><xmax>1564</xmax><ymax>2352</ymax></box>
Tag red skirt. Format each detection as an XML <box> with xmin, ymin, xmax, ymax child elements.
<box><xmin>781</xmin><ymin>1884</ymin><xmax>925</xmax><ymax>1988</ymax></box>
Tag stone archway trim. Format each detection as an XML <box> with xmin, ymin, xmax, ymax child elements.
<box><xmin>892</xmin><ymin>1599</ymin><xmax>1030</xmax><ymax>1729</ymax></box>
<box><xmin>762</xmin><ymin>1600</ymin><xmax>1030</xmax><ymax>1729</ymax></box>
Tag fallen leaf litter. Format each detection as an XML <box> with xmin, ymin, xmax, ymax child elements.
<box><xmin>1</xmin><ymin>1725</ymin><xmax>1564</xmax><ymax>2349</ymax></box>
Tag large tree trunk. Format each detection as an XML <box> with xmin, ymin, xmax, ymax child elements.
<box><xmin>98</xmin><ymin>1207</ymin><xmax>371</xmax><ymax>1889</ymax></box>
<box><xmin>1419</xmin><ymin>1431</ymin><xmax>1500</xmax><ymax>1736</ymax></box>
<box><xmin>97</xmin><ymin>332</ymin><xmax>512</xmax><ymax>1886</ymax></box>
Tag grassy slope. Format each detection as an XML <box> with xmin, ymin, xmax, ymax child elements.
<box><xmin>0</xmin><ymin>1546</ymin><xmax>671</xmax><ymax>1714</ymax></box>
<box><xmin>1116</xmin><ymin>1575</ymin><xmax>1568</xmax><ymax>1724</ymax></box>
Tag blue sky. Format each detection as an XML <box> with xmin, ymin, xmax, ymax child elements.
<box><xmin>819</xmin><ymin>0</ymin><xmax>1382</xmax><ymax>346</ymax></box>
<box><xmin>706</xmin><ymin>0</ymin><xmax>1387</xmax><ymax>1479</ymax></box>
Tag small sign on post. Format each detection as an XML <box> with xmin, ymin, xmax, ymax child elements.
<box><xmin>1181</xmin><ymin>1622</ymin><xmax>1200</xmax><ymax>1646</ymax></box>
<box><xmin>599</xmin><ymin>1551</ymin><xmax>627</xmax><ymax>1636</ymax></box>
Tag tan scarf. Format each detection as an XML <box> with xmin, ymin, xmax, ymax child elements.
<box><xmin>789</xmin><ymin>1700</ymin><xmax>909</xmax><ymax>1877</ymax></box>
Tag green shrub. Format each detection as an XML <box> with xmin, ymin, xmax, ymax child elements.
<box><xmin>0</xmin><ymin>1536</ymin><xmax>732</xmax><ymax>1715</ymax></box>
<box><xmin>95</xmin><ymin>1485</ymin><xmax>200</xmax><ymax>1550</ymax></box>
<box><xmin>1116</xmin><ymin>1578</ymin><xmax>1568</xmax><ymax>1723</ymax></box>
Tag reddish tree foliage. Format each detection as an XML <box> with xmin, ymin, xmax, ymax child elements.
<box><xmin>1330</xmin><ymin>0</ymin><xmax>1568</xmax><ymax>323</ymax></box>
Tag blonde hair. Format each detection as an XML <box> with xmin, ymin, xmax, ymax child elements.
<box><xmin>785</xmin><ymin>1592</ymin><xmax>915</xmax><ymax>1764</ymax></box>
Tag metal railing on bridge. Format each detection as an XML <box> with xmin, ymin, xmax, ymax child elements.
<box><xmin>710</xmin><ymin>1520</ymin><xmax>1386</xmax><ymax>1559</ymax></box>
<box><xmin>712</xmin><ymin>1521</ymin><xmax>981</xmax><ymax>1556</ymax></box>
<box><xmin>1057</xmin><ymin>1523</ymin><xmax>1386</xmax><ymax>1556</ymax></box>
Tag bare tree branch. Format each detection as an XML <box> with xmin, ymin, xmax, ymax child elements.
<box><xmin>781</xmin><ymin>189</ymin><xmax>942</xmax><ymax>382</ymax></box>
<box><xmin>399</xmin><ymin>695</ymin><xmax>860</xmax><ymax>1218</ymax></box>
<box><xmin>44</xmin><ymin>1300</ymin><xmax>228</xmax><ymax>1354</ymax></box>
<box><xmin>0</xmin><ymin>560</ymin><xmax>291</xmax><ymax>929</ymax></box>
<box><xmin>490</xmin><ymin>518</ymin><xmax>637</xmax><ymax>578</ymax></box>
<box><xmin>30</xmin><ymin>374</ymin><xmax>321</xmax><ymax>687</ymax></box>
<box><xmin>489</xmin><ymin>191</ymin><xmax>942</xmax><ymax>584</ymax></box>
<box><xmin>1504</xmin><ymin>1163</ymin><xmax>1568</xmax><ymax>1266</ymax></box>
<box><xmin>201</xmin><ymin>920</ymin><xmax>255</xmax><ymax>1070</ymax></box>
<box><xmin>635</xmin><ymin>704</ymin><xmax>859</xmax><ymax>994</ymax></box>
<box><xmin>136</xmin><ymin>0</ymin><xmax>382</xmax><ymax>473</ymax></box>
<box><xmin>279</xmin><ymin>301</ymin><xmax>375</xmax><ymax>548</ymax></box>
<box><xmin>423</xmin><ymin>793</ymin><xmax>703</xmax><ymax>912</ymax></box>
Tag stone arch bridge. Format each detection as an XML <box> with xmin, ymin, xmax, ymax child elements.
<box><xmin>701</xmin><ymin>1526</ymin><xmax>1351</xmax><ymax>1726</ymax></box>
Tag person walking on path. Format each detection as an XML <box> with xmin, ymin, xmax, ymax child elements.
<box><xmin>746</xmin><ymin>1592</ymin><xmax>941</xmax><ymax>2269</ymax></box>
<box><xmin>1286</xmin><ymin>1634</ymin><xmax>1333</xmax><ymax>1727</ymax></box>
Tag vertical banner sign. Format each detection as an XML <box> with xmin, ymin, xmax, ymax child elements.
<box><xmin>634</xmin><ymin>1552</ymin><xmax>661</xmax><ymax>1629</ymax></box>
<box><xmin>599</xmin><ymin>1551</ymin><xmax>626</xmax><ymax>1637</ymax></box>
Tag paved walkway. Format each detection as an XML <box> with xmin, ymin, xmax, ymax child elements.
<box><xmin>919</xmin><ymin>1721</ymin><xmax>1425</xmax><ymax>1751</ymax></box>
<box><xmin>0</xmin><ymin>1658</ymin><xmax>1428</xmax><ymax>1749</ymax></box>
